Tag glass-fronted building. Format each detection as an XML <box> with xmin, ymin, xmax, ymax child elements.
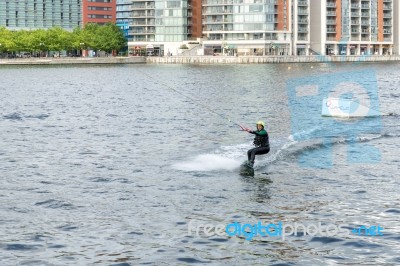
<box><xmin>202</xmin><ymin>0</ymin><xmax>291</xmax><ymax>56</ymax></box>
<box><xmin>0</xmin><ymin>0</ymin><xmax>82</xmax><ymax>30</ymax></box>
<box><xmin>117</xmin><ymin>0</ymin><xmax>199</xmax><ymax>56</ymax></box>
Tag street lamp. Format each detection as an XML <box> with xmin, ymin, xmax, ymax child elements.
<box><xmin>80</xmin><ymin>42</ymin><xmax>85</xmax><ymax>57</ymax></box>
<box><xmin>39</xmin><ymin>42</ymin><xmax>44</xmax><ymax>58</ymax></box>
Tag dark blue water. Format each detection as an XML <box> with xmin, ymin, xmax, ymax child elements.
<box><xmin>0</xmin><ymin>62</ymin><xmax>399</xmax><ymax>265</ymax></box>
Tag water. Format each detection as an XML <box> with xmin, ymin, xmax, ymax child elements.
<box><xmin>0</xmin><ymin>62</ymin><xmax>399</xmax><ymax>265</ymax></box>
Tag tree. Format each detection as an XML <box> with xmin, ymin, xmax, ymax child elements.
<box><xmin>81</xmin><ymin>23</ymin><xmax>100</xmax><ymax>51</ymax></box>
<box><xmin>0</xmin><ymin>23</ymin><xmax>127</xmax><ymax>57</ymax></box>
<box><xmin>0</xmin><ymin>27</ymin><xmax>15</xmax><ymax>54</ymax></box>
<box><xmin>31</xmin><ymin>29</ymin><xmax>48</xmax><ymax>56</ymax></box>
<box><xmin>96</xmin><ymin>23</ymin><xmax>126</xmax><ymax>53</ymax></box>
<box><xmin>80</xmin><ymin>23</ymin><xmax>126</xmax><ymax>55</ymax></box>
<box><xmin>13</xmin><ymin>30</ymin><xmax>35</xmax><ymax>53</ymax></box>
<box><xmin>46</xmin><ymin>27</ymin><xmax>72</xmax><ymax>54</ymax></box>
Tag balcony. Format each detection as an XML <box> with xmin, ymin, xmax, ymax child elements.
<box><xmin>131</xmin><ymin>5</ymin><xmax>146</xmax><ymax>9</ymax></box>
<box><xmin>130</xmin><ymin>21</ymin><xmax>146</xmax><ymax>26</ymax></box>
<box><xmin>203</xmin><ymin>27</ymin><xmax>223</xmax><ymax>31</ymax></box>
<box><xmin>132</xmin><ymin>12</ymin><xmax>148</xmax><ymax>17</ymax></box>
<box><xmin>298</xmin><ymin>27</ymin><xmax>308</xmax><ymax>33</ymax></box>
<box><xmin>265</xmin><ymin>34</ymin><xmax>278</xmax><ymax>40</ymax></box>
<box><xmin>351</xmin><ymin>20</ymin><xmax>359</xmax><ymax>25</ymax></box>
<box><xmin>298</xmin><ymin>19</ymin><xmax>308</xmax><ymax>24</ymax></box>
<box><xmin>297</xmin><ymin>35</ymin><xmax>308</xmax><ymax>41</ymax></box>
<box><xmin>203</xmin><ymin>0</ymin><xmax>234</xmax><ymax>6</ymax></box>
<box><xmin>327</xmin><ymin>11</ymin><xmax>336</xmax><ymax>16</ymax></box>
<box><xmin>117</xmin><ymin>0</ymin><xmax>133</xmax><ymax>4</ymax></box>
<box><xmin>361</xmin><ymin>28</ymin><xmax>370</xmax><ymax>34</ymax></box>
<box><xmin>327</xmin><ymin>2</ymin><xmax>336</xmax><ymax>8</ymax></box>
<box><xmin>327</xmin><ymin>19</ymin><xmax>336</xmax><ymax>25</ymax></box>
<box><xmin>298</xmin><ymin>9</ymin><xmax>308</xmax><ymax>15</ymax></box>
<box><xmin>204</xmin><ymin>9</ymin><xmax>232</xmax><ymax>14</ymax></box>
<box><xmin>203</xmin><ymin>19</ymin><xmax>224</xmax><ymax>24</ymax></box>
<box><xmin>383</xmin><ymin>29</ymin><xmax>392</xmax><ymax>34</ymax></box>
<box><xmin>129</xmin><ymin>30</ymin><xmax>155</xmax><ymax>35</ymax></box>
<box><xmin>327</xmin><ymin>27</ymin><xmax>336</xmax><ymax>33</ymax></box>
<box><xmin>298</xmin><ymin>0</ymin><xmax>308</xmax><ymax>6</ymax></box>
<box><xmin>351</xmin><ymin>12</ymin><xmax>360</xmax><ymax>17</ymax></box>
<box><xmin>207</xmin><ymin>34</ymin><xmax>223</xmax><ymax>40</ymax></box>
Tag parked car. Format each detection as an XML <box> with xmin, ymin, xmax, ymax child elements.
<box><xmin>19</xmin><ymin>52</ymin><xmax>31</xmax><ymax>58</ymax></box>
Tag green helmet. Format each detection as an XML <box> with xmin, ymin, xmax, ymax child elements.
<box><xmin>256</xmin><ymin>121</ymin><xmax>265</xmax><ymax>127</ymax></box>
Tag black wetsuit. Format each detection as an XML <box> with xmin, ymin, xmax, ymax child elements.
<box><xmin>247</xmin><ymin>128</ymin><xmax>270</xmax><ymax>165</ymax></box>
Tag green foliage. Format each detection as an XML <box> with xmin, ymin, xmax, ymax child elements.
<box><xmin>96</xmin><ymin>23</ymin><xmax>126</xmax><ymax>52</ymax></box>
<box><xmin>0</xmin><ymin>27</ymin><xmax>15</xmax><ymax>52</ymax></box>
<box><xmin>0</xmin><ymin>24</ymin><xmax>127</xmax><ymax>54</ymax></box>
<box><xmin>32</xmin><ymin>29</ymin><xmax>48</xmax><ymax>52</ymax></box>
<box><xmin>13</xmin><ymin>30</ymin><xmax>34</xmax><ymax>52</ymax></box>
<box><xmin>179</xmin><ymin>44</ymin><xmax>189</xmax><ymax>49</ymax></box>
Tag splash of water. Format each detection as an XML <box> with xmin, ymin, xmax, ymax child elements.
<box><xmin>172</xmin><ymin>154</ymin><xmax>242</xmax><ymax>172</ymax></box>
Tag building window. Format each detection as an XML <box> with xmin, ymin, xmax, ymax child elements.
<box><xmin>88</xmin><ymin>14</ymin><xmax>113</xmax><ymax>19</ymax></box>
<box><xmin>88</xmin><ymin>6</ymin><xmax>112</xmax><ymax>11</ymax></box>
<box><xmin>88</xmin><ymin>0</ymin><xmax>112</xmax><ymax>2</ymax></box>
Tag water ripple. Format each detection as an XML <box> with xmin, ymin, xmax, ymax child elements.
<box><xmin>0</xmin><ymin>64</ymin><xmax>398</xmax><ymax>265</ymax></box>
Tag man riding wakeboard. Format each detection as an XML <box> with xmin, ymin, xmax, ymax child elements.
<box><xmin>241</xmin><ymin>121</ymin><xmax>270</xmax><ymax>168</ymax></box>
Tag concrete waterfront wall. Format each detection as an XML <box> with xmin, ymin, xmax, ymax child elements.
<box><xmin>1</xmin><ymin>55</ymin><xmax>400</xmax><ymax>65</ymax></box>
<box><xmin>147</xmin><ymin>55</ymin><xmax>400</xmax><ymax>64</ymax></box>
<box><xmin>0</xmin><ymin>56</ymin><xmax>146</xmax><ymax>65</ymax></box>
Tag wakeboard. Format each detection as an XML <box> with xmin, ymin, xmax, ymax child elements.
<box><xmin>239</xmin><ymin>161</ymin><xmax>254</xmax><ymax>176</ymax></box>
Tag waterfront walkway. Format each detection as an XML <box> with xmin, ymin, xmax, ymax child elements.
<box><xmin>0</xmin><ymin>56</ymin><xmax>146</xmax><ymax>65</ymax></box>
<box><xmin>147</xmin><ymin>55</ymin><xmax>400</xmax><ymax>64</ymax></box>
<box><xmin>1</xmin><ymin>55</ymin><xmax>399</xmax><ymax>65</ymax></box>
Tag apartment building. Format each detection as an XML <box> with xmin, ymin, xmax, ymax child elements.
<box><xmin>0</xmin><ymin>0</ymin><xmax>82</xmax><ymax>30</ymax></box>
<box><xmin>202</xmin><ymin>0</ymin><xmax>292</xmax><ymax>56</ymax></box>
<box><xmin>293</xmin><ymin>0</ymin><xmax>310</xmax><ymax>55</ymax></box>
<box><xmin>116</xmin><ymin>0</ymin><xmax>200</xmax><ymax>56</ymax></box>
<box><xmin>115</xmin><ymin>0</ymin><xmax>400</xmax><ymax>57</ymax></box>
<box><xmin>394</xmin><ymin>0</ymin><xmax>400</xmax><ymax>55</ymax></box>
<box><xmin>310</xmin><ymin>0</ymin><xmax>395</xmax><ymax>56</ymax></box>
<box><xmin>82</xmin><ymin>0</ymin><xmax>116</xmax><ymax>25</ymax></box>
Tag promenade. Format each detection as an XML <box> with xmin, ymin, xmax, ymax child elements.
<box><xmin>0</xmin><ymin>56</ymin><xmax>146</xmax><ymax>65</ymax></box>
<box><xmin>1</xmin><ymin>55</ymin><xmax>400</xmax><ymax>65</ymax></box>
<box><xmin>147</xmin><ymin>55</ymin><xmax>400</xmax><ymax>64</ymax></box>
